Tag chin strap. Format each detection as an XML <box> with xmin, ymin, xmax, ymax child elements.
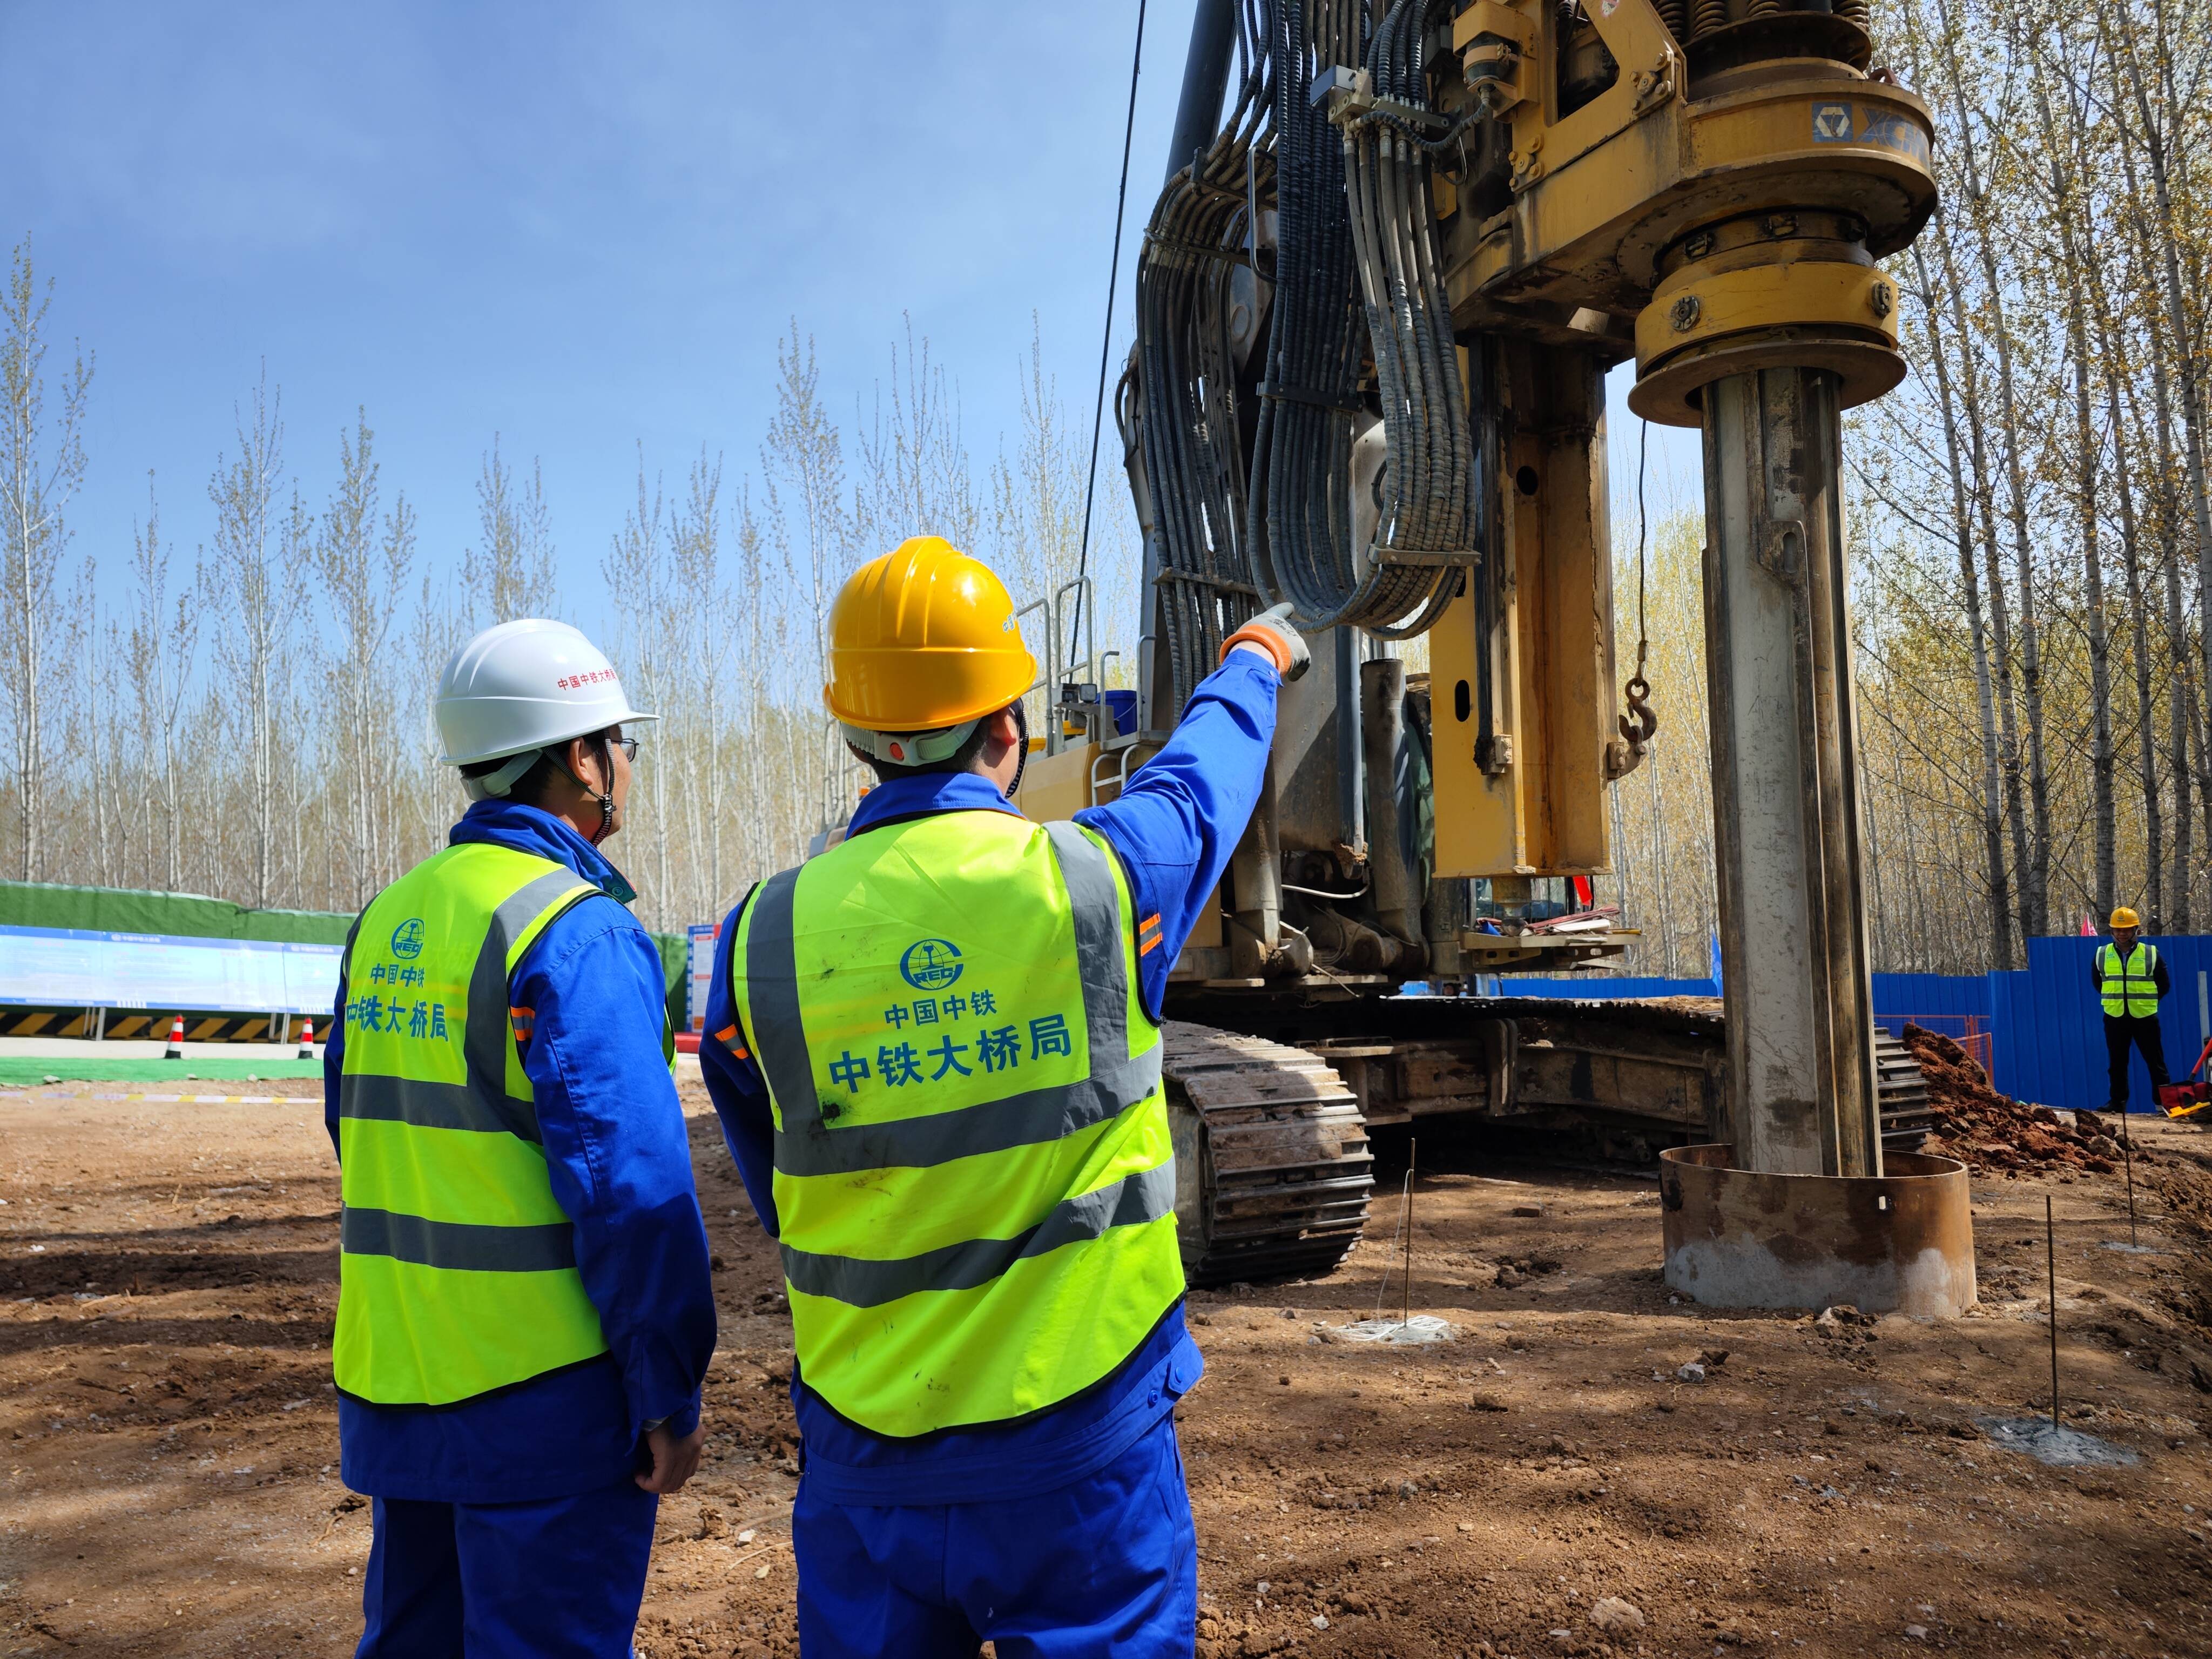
<box><xmin>1005</xmin><ymin>700</ymin><xmax>1029</xmax><ymax>801</ymax></box>
<box><xmin>460</xmin><ymin>738</ymin><xmax>617</xmax><ymax>842</ymax></box>
<box><xmin>546</xmin><ymin>736</ymin><xmax>618</xmax><ymax>844</ymax></box>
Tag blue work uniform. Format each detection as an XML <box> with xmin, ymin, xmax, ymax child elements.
<box><xmin>699</xmin><ymin>651</ymin><xmax>1280</xmax><ymax>1657</ymax></box>
<box><xmin>324</xmin><ymin>800</ymin><xmax>718</xmax><ymax>1659</ymax></box>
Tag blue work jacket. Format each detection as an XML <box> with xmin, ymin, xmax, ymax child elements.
<box><xmin>699</xmin><ymin>650</ymin><xmax>1280</xmax><ymax>1504</ymax></box>
<box><xmin>324</xmin><ymin>799</ymin><xmax>718</xmax><ymax>1504</ymax></box>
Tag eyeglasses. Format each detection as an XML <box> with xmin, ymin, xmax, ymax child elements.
<box><xmin>603</xmin><ymin>733</ymin><xmax>639</xmax><ymax>762</ymax></box>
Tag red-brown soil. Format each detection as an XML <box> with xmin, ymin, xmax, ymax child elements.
<box><xmin>1906</xmin><ymin>1023</ymin><xmax>2130</xmax><ymax>1175</ymax></box>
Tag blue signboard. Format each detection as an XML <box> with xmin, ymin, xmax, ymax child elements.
<box><xmin>0</xmin><ymin>923</ymin><xmax>343</xmax><ymax>1014</ymax></box>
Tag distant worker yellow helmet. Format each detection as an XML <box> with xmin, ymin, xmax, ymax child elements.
<box><xmin>826</xmin><ymin>537</ymin><xmax>1037</xmax><ymax>764</ymax></box>
<box><xmin>2111</xmin><ymin>906</ymin><xmax>2141</xmax><ymax>930</ymax></box>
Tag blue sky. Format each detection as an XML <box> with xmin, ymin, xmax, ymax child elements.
<box><xmin>1</xmin><ymin>0</ymin><xmax>1695</xmax><ymax>610</ymax></box>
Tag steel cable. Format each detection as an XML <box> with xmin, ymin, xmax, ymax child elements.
<box><xmin>1069</xmin><ymin>0</ymin><xmax>1152</xmax><ymax>678</ymax></box>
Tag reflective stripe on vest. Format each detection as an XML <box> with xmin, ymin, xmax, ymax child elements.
<box><xmin>2099</xmin><ymin>941</ymin><xmax>2160</xmax><ymax>1019</ymax></box>
<box><xmin>333</xmin><ymin>844</ymin><xmax>609</xmax><ymax>1406</ymax></box>
<box><xmin>733</xmin><ymin>813</ymin><xmax>1182</xmax><ymax>1438</ymax></box>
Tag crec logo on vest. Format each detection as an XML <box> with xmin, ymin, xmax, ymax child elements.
<box><xmin>389</xmin><ymin>918</ymin><xmax>426</xmax><ymax>960</ymax></box>
<box><xmin>899</xmin><ymin>938</ymin><xmax>964</xmax><ymax>991</ymax></box>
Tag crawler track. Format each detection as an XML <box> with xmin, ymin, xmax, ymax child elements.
<box><xmin>1163</xmin><ymin>1021</ymin><xmax>1376</xmax><ymax>1287</ymax></box>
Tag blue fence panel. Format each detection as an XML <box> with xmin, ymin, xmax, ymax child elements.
<box><xmin>1493</xmin><ymin>975</ymin><xmax>1719</xmax><ymax>999</ymax></box>
<box><xmin>1869</xmin><ymin>973</ymin><xmax>1992</xmax><ymax>1037</ymax></box>
<box><xmin>1987</xmin><ymin>969</ymin><xmax>2034</xmax><ymax>1101</ymax></box>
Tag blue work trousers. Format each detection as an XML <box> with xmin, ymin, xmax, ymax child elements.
<box><xmin>355</xmin><ymin>1477</ymin><xmax>658</xmax><ymax>1658</ymax></box>
<box><xmin>793</xmin><ymin>1411</ymin><xmax>1197</xmax><ymax>1658</ymax></box>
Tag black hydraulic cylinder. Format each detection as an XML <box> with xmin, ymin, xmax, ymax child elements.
<box><xmin>1165</xmin><ymin>0</ymin><xmax>1238</xmax><ymax>185</ymax></box>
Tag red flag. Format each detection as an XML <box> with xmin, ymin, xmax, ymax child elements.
<box><xmin>1570</xmin><ymin>874</ymin><xmax>1594</xmax><ymax>911</ymax></box>
<box><xmin>2080</xmin><ymin>914</ymin><xmax>2096</xmax><ymax>936</ymax></box>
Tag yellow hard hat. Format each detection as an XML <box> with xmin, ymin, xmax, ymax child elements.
<box><xmin>2111</xmin><ymin>906</ymin><xmax>2141</xmax><ymax>929</ymax></box>
<box><xmin>825</xmin><ymin>537</ymin><xmax>1037</xmax><ymax>736</ymax></box>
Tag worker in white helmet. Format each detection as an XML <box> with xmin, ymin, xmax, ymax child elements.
<box><xmin>322</xmin><ymin>618</ymin><xmax>716</xmax><ymax>1658</ymax></box>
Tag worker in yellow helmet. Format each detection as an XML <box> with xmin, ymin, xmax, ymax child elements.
<box><xmin>2089</xmin><ymin>905</ymin><xmax>2170</xmax><ymax>1119</ymax></box>
<box><xmin>698</xmin><ymin>536</ymin><xmax>1307</xmax><ymax>1656</ymax></box>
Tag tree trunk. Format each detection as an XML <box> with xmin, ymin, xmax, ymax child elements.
<box><xmin>1934</xmin><ymin>0</ymin><xmax>2051</xmax><ymax>938</ymax></box>
<box><xmin>1910</xmin><ymin>239</ymin><xmax>2014</xmax><ymax>968</ymax></box>
<box><xmin>1898</xmin><ymin>11</ymin><xmax>2034</xmax><ymax>949</ymax></box>
<box><xmin>2106</xmin><ymin>0</ymin><xmax>2212</xmax><ymax>901</ymax></box>
<box><xmin>2083</xmin><ymin>380</ymin><xmax>2117</xmax><ymax>917</ymax></box>
<box><xmin>2029</xmin><ymin>68</ymin><xmax>2117</xmax><ymax>918</ymax></box>
<box><xmin>2100</xmin><ymin>36</ymin><xmax>2195</xmax><ymax>930</ymax></box>
<box><xmin>2109</xmin><ymin>367</ymin><xmax>2164</xmax><ymax>927</ymax></box>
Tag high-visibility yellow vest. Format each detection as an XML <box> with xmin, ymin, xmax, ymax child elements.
<box><xmin>2099</xmin><ymin>941</ymin><xmax>2160</xmax><ymax>1019</ymax></box>
<box><xmin>730</xmin><ymin>811</ymin><xmax>1181</xmax><ymax>1439</ymax></box>
<box><xmin>333</xmin><ymin>842</ymin><xmax>611</xmax><ymax>1406</ymax></box>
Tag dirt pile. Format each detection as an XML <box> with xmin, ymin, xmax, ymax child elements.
<box><xmin>1903</xmin><ymin>1022</ymin><xmax>2126</xmax><ymax>1174</ymax></box>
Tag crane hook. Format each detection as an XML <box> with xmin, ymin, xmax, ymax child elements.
<box><xmin>1618</xmin><ymin>669</ymin><xmax>1658</xmax><ymax>752</ymax></box>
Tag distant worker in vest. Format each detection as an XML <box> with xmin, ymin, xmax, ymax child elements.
<box><xmin>699</xmin><ymin>536</ymin><xmax>1309</xmax><ymax>1656</ymax></box>
<box><xmin>325</xmin><ymin>619</ymin><xmax>717</xmax><ymax>1658</ymax></box>
<box><xmin>2091</xmin><ymin>905</ymin><xmax>2171</xmax><ymax>1119</ymax></box>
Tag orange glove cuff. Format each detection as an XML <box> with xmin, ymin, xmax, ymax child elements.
<box><xmin>1220</xmin><ymin>625</ymin><xmax>1293</xmax><ymax>676</ymax></box>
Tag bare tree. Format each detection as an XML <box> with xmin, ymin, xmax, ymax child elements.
<box><xmin>671</xmin><ymin>449</ymin><xmax>739</xmax><ymax>921</ymax></box>
<box><xmin>404</xmin><ymin>563</ymin><xmax>470</xmax><ymax>862</ymax></box>
<box><xmin>464</xmin><ymin>436</ymin><xmax>556</xmax><ymax>625</ymax></box>
<box><xmin>313</xmin><ymin>412</ymin><xmax>417</xmax><ymax>904</ymax></box>
<box><xmin>123</xmin><ymin>476</ymin><xmax>199</xmax><ymax>893</ymax></box>
<box><xmin>2101</xmin><ymin>0</ymin><xmax>2212</xmax><ymax>793</ymax></box>
<box><xmin>206</xmin><ymin>372</ymin><xmax>296</xmax><ymax>908</ymax></box>
<box><xmin>1955</xmin><ymin>0</ymin><xmax>2058</xmax><ymax>936</ymax></box>
<box><xmin>78</xmin><ymin>564</ymin><xmax>121</xmax><ymax>887</ymax></box>
<box><xmin>1906</xmin><ymin>238</ymin><xmax>2014</xmax><ymax>966</ymax></box>
<box><xmin>764</xmin><ymin>329</ymin><xmax>851</xmax><ymax>806</ymax></box>
<box><xmin>601</xmin><ymin>454</ymin><xmax>673</xmax><ymax>925</ymax></box>
<box><xmin>854</xmin><ymin>319</ymin><xmax>983</xmax><ymax>558</ymax></box>
<box><xmin>2022</xmin><ymin>44</ymin><xmax>2118</xmax><ymax>915</ymax></box>
<box><xmin>0</xmin><ymin>238</ymin><xmax>92</xmax><ymax>883</ymax></box>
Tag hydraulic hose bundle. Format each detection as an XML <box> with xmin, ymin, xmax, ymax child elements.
<box><xmin>1128</xmin><ymin>0</ymin><xmax>1274</xmax><ymax>712</ymax></box>
<box><xmin>1330</xmin><ymin>0</ymin><xmax>1474</xmax><ymax>635</ymax></box>
<box><xmin>1127</xmin><ymin>0</ymin><xmax>1481</xmax><ymax>686</ymax></box>
<box><xmin>1246</xmin><ymin>0</ymin><xmax>1405</xmax><ymax>635</ymax></box>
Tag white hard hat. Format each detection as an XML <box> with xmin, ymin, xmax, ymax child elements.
<box><xmin>435</xmin><ymin>619</ymin><xmax>655</xmax><ymax>774</ymax></box>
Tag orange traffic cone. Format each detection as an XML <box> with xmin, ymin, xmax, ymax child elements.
<box><xmin>296</xmin><ymin>1017</ymin><xmax>317</xmax><ymax>1060</ymax></box>
<box><xmin>163</xmin><ymin>1015</ymin><xmax>186</xmax><ymax>1060</ymax></box>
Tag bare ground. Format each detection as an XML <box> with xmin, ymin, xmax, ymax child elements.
<box><xmin>4</xmin><ymin>1081</ymin><xmax>2212</xmax><ymax>1658</ymax></box>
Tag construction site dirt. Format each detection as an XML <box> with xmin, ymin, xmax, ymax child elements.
<box><xmin>6</xmin><ymin>1081</ymin><xmax>2212</xmax><ymax>1658</ymax></box>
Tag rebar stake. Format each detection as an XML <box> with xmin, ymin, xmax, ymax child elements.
<box><xmin>1401</xmin><ymin>1138</ymin><xmax>1417</xmax><ymax>1329</ymax></box>
<box><xmin>2121</xmin><ymin>1111</ymin><xmax>2139</xmax><ymax>1247</ymax></box>
<box><xmin>2046</xmin><ymin>1193</ymin><xmax>2060</xmax><ymax>1434</ymax></box>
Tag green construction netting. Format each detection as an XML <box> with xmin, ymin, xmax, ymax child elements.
<box><xmin>0</xmin><ymin>880</ymin><xmax>690</xmax><ymax>1026</ymax></box>
<box><xmin>0</xmin><ymin>880</ymin><xmax>351</xmax><ymax>943</ymax></box>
